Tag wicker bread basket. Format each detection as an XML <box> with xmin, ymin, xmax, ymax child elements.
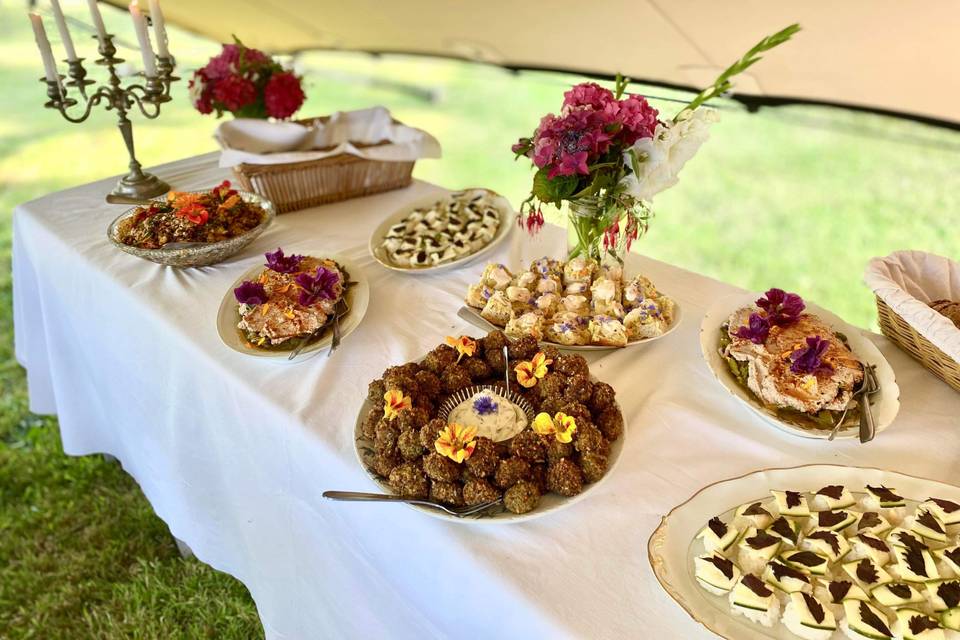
<box><xmin>875</xmin><ymin>296</ymin><xmax>960</xmax><ymax>391</ymax></box>
<box><xmin>866</xmin><ymin>250</ymin><xmax>960</xmax><ymax>392</ymax></box>
<box><xmin>230</xmin><ymin>116</ymin><xmax>415</xmax><ymax>213</ymax></box>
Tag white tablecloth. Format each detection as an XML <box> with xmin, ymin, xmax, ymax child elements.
<box><xmin>12</xmin><ymin>153</ymin><xmax>960</xmax><ymax>640</ymax></box>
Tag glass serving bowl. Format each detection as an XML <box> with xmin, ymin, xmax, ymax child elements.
<box><xmin>106</xmin><ymin>189</ymin><xmax>276</xmax><ymax>268</ymax></box>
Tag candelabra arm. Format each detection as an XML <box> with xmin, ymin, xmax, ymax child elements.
<box><xmin>126</xmin><ymin>87</ymin><xmax>162</xmax><ymax>119</ymax></box>
<box><xmin>55</xmin><ymin>86</ymin><xmax>111</xmax><ymax>124</ymax></box>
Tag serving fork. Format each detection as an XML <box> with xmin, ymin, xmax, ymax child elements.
<box><xmin>287</xmin><ymin>281</ymin><xmax>357</xmax><ymax>361</ymax></box>
<box><xmin>827</xmin><ymin>364</ymin><xmax>879</xmax><ymax>442</ymax></box>
<box><xmin>322</xmin><ymin>491</ymin><xmax>503</xmax><ymax>518</ymax></box>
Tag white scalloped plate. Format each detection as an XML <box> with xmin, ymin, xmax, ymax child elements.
<box><xmin>648</xmin><ymin>464</ymin><xmax>960</xmax><ymax>640</ymax></box>
<box><xmin>368</xmin><ymin>187</ymin><xmax>515</xmax><ymax>274</ymax></box>
<box><xmin>700</xmin><ymin>292</ymin><xmax>900</xmax><ymax>439</ymax></box>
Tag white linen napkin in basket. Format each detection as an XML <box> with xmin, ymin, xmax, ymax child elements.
<box><xmin>215</xmin><ymin>106</ymin><xmax>442</xmax><ymax>167</ymax></box>
<box><xmin>864</xmin><ymin>250</ymin><xmax>960</xmax><ymax>361</ymax></box>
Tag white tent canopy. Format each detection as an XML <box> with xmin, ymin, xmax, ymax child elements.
<box><xmin>108</xmin><ymin>0</ymin><xmax>960</xmax><ymax>127</ymax></box>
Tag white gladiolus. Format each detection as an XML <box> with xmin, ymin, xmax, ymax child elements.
<box><xmin>621</xmin><ymin>108</ymin><xmax>719</xmax><ymax>202</ymax></box>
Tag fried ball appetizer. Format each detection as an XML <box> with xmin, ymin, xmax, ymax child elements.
<box><xmin>423</xmin><ymin>344</ymin><xmax>457</xmax><ymax>375</ymax></box>
<box><xmin>422</xmin><ymin>452</ymin><xmax>460</xmax><ymax>483</ymax></box>
<box><xmin>397</xmin><ymin>428</ymin><xmax>425</xmax><ymax>461</ymax></box>
<box><xmin>554</xmin><ymin>354</ymin><xmax>590</xmax><ymax>379</ymax></box>
<box><xmin>510</xmin><ymin>430</ymin><xmax>546</xmax><ymax>462</ymax></box>
<box><xmin>596</xmin><ymin>407</ymin><xmax>624</xmax><ymax>441</ymax></box>
<box><xmin>462</xmin><ymin>357</ymin><xmax>492</xmax><ymax>381</ymax></box>
<box><xmin>370</xmin><ymin>452</ymin><xmax>400</xmax><ymax>478</ymax></box>
<box><xmin>374</xmin><ymin>421</ymin><xmax>400</xmax><ymax>456</ymax></box>
<box><xmin>389</xmin><ymin>462</ymin><xmax>429</xmax><ymax>499</ymax></box>
<box><xmin>547</xmin><ymin>458</ymin><xmax>583</xmax><ymax>497</ymax></box>
<box><xmin>507</xmin><ymin>334</ymin><xmax>539</xmax><ymax>361</ymax></box>
<box><xmin>419</xmin><ymin>418</ymin><xmax>445</xmax><ymax>450</ymax></box>
<box><xmin>564</xmin><ymin>374</ymin><xmax>594</xmax><ymax>405</ymax></box>
<box><xmin>590</xmin><ymin>382</ymin><xmax>616</xmax><ymax>411</ymax></box>
<box><xmin>464</xmin><ymin>436</ymin><xmax>498</xmax><ymax>478</ymax></box>
<box><xmin>573</xmin><ymin>423</ymin><xmax>609</xmax><ymax>456</ymax></box>
<box><xmin>360</xmin><ymin>406</ymin><xmax>383</xmax><ymax>440</ymax></box>
<box><xmin>579</xmin><ymin>453</ymin><xmax>608</xmax><ymax>483</ymax></box>
<box><xmin>414</xmin><ymin>370</ymin><xmax>443</xmax><ymax>398</ymax></box>
<box><xmin>494</xmin><ymin>457</ymin><xmax>531</xmax><ymax>489</ymax></box>
<box><xmin>367</xmin><ymin>378</ymin><xmax>386</xmax><ymax>405</ymax></box>
<box><xmin>543</xmin><ymin>436</ymin><xmax>574</xmax><ymax>462</ymax></box>
<box><xmin>463</xmin><ymin>479</ymin><xmax>501</xmax><ymax>505</ymax></box>
<box><xmin>504</xmin><ymin>480</ymin><xmax>541</xmax><ymax>514</ymax></box>
<box><xmin>442</xmin><ymin>363</ymin><xmax>473</xmax><ymax>393</ymax></box>
<box><xmin>430</xmin><ymin>481</ymin><xmax>464</xmax><ymax>506</ymax></box>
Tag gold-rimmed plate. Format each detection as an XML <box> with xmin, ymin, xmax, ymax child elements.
<box><xmin>648</xmin><ymin>464</ymin><xmax>960</xmax><ymax>640</ymax></box>
<box><xmin>215</xmin><ymin>255</ymin><xmax>369</xmax><ymax>362</ymax></box>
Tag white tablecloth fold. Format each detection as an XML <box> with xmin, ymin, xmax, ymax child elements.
<box><xmin>12</xmin><ymin>153</ymin><xmax>960</xmax><ymax>640</ymax></box>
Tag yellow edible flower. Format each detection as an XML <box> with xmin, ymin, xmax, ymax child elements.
<box><xmin>515</xmin><ymin>352</ymin><xmax>553</xmax><ymax>388</ymax></box>
<box><xmin>445</xmin><ymin>335</ymin><xmax>477</xmax><ymax>362</ymax></box>
<box><xmin>383</xmin><ymin>390</ymin><xmax>412</xmax><ymax>420</ymax></box>
<box><xmin>434</xmin><ymin>423</ymin><xmax>477</xmax><ymax>463</ymax></box>
<box><xmin>532</xmin><ymin>411</ymin><xmax>577</xmax><ymax>443</ymax></box>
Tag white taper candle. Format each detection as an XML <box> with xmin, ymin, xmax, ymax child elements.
<box><xmin>147</xmin><ymin>0</ymin><xmax>169</xmax><ymax>58</ymax></box>
<box><xmin>86</xmin><ymin>0</ymin><xmax>108</xmax><ymax>46</ymax></box>
<box><xmin>129</xmin><ymin>1</ymin><xmax>157</xmax><ymax>77</ymax></box>
<box><xmin>29</xmin><ymin>13</ymin><xmax>59</xmax><ymax>83</ymax></box>
<box><xmin>49</xmin><ymin>0</ymin><xmax>78</xmax><ymax>61</ymax></box>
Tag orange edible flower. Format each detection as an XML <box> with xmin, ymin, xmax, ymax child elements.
<box><xmin>434</xmin><ymin>423</ymin><xmax>477</xmax><ymax>463</ymax></box>
<box><xmin>175</xmin><ymin>202</ymin><xmax>209</xmax><ymax>225</ymax></box>
<box><xmin>532</xmin><ymin>411</ymin><xmax>577</xmax><ymax>443</ymax></box>
<box><xmin>445</xmin><ymin>335</ymin><xmax>477</xmax><ymax>362</ymax></box>
<box><xmin>383</xmin><ymin>390</ymin><xmax>412</xmax><ymax>420</ymax></box>
<box><xmin>515</xmin><ymin>352</ymin><xmax>553</xmax><ymax>388</ymax></box>
<box><xmin>219</xmin><ymin>194</ymin><xmax>240</xmax><ymax>210</ymax></box>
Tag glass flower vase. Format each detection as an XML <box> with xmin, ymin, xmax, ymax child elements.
<box><xmin>566</xmin><ymin>196</ymin><xmax>624</xmax><ymax>263</ymax></box>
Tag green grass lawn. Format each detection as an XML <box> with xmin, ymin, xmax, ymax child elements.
<box><xmin>2</xmin><ymin>1</ymin><xmax>959</xmax><ymax>637</ymax></box>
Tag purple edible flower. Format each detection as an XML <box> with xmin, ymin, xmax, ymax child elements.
<box><xmin>756</xmin><ymin>288</ymin><xmax>805</xmax><ymax>326</ymax></box>
<box><xmin>789</xmin><ymin>335</ymin><xmax>834</xmax><ymax>375</ymax></box>
<box><xmin>264</xmin><ymin>247</ymin><xmax>304</xmax><ymax>274</ymax></box>
<box><xmin>234</xmin><ymin>280</ymin><xmax>268</xmax><ymax>305</ymax></box>
<box><xmin>735</xmin><ymin>312</ymin><xmax>770</xmax><ymax>344</ymax></box>
<box><xmin>295</xmin><ymin>266</ymin><xmax>340</xmax><ymax>307</ymax></box>
<box><xmin>473</xmin><ymin>396</ymin><xmax>498</xmax><ymax>416</ymax></box>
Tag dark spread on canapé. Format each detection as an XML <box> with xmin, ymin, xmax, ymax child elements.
<box><xmin>785</xmin><ymin>490</ymin><xmax>802</xmax><ymax>509</ymax></box>
<box><xmin>859</xmin><ymin>601</ymin><xmax>892</xmax><ymax>637</ymax></box>
<box><xmin>894</xmin><ymin>531</ymin><xmax>928</xmax><ymax>551</ymax></box>
<box><xmin>707</xmin><ymin>517</ymin><xmax>728</xmax><ymax>539</ymax></box>
<box><xmin>908</xmin><ymin>614</ymin><xmax>940</xmax><ymax>635</ymax></box>
<box><xmin>770</xmin><ymin>561</ymin><xmax>809</xmax><ymax>584</ymax></box>
<box><xmin>818</xmin><ymin>510</ymin><xmax>848</xmax><ymax>528</ymax></box>
<box><xmin>705</xmin><ymin>555</ymin><xmax>735</xmax><ymax>580</ymax></box>
<box><xmin>770</xmin><ymin>518</ymin><xmax>798</xmax><ymax>543</ymax></box>
<box><xmin>887</xmin><ymin>583</ymin><xmax>912</xmax><ymax>599</ymax></box>
<box><xmin>857</xmin><ymin>534</ymin><xmax>889</xmax><ymax>552</ymax></box>
<box><xmin>917</xmin><ymin>510</ymin><xmax>945</xmax><ymax>534</ymax></box>
<box><xmin>743</xmin><ymin>502</ymin><xmax>771</xmax><ymax>517</ymax></box>
<box><xmin>801</xmin><ymin>593</ymin><xmax>825</xmax><ymax>624</ymax></box>
<box><xmin>903</xmin><ymin>546</ymin><xmax>929</xmax><ymax>577</ymax></box>
<box><xmin>742</xmin><ymin>574</ymin><xmax>772</xmax><ymax>598</ymax></box>
<box><xmin>786</xmin><ymin>551</ymin><xmax>824</xmax><ymax>568</ymax></box>
<box><xmin>858</xmin><ymin>512</ymin><xmax>882</xmax><ymax>530</ymax></box>
<box><xmin>828</xmin><ymin>580</ymin><xmax>853</xmax><ymax>603</ymax></box>
<box><xmin>806</xmin><ymin>530</ymin><xmax>841</xmax><ymax>554</ymax></box>
<box><xmin>745</xmin><ymin>530</ymin><xmax>779</xmax><ymax>550</ymax></box>
<box><xmin>928</xmin><ymin>497</ymin><xmax>960</xmax><ymax>513</ymax></box>
<box><xmin>817</xmin><ymin>485</ymin><xmax>845</xmax><ymax>500</ymax></box>
<box><xmin>867</xmin><ymin>485</ymin><xmax>903</xmax><ymax>503</ymax></box>
<box><xmin>938</xmin><ymin>582</ymin><xmax>960</xmax><ymax>608</ymax></box>
<box><xmin>855</xmin><ymin>559</ymin><xmax>879</xmax><ymax>584</ymax></box>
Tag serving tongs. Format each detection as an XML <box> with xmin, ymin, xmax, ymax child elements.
<box><xmin>322</xmin><ymin>491</ymin><xmax>503</xmax><ymax>518</ymax></box>
<box><xmin>827</xmin><ymin>364</ymin><xmax>879</xmax><ymax>442</ymax></box>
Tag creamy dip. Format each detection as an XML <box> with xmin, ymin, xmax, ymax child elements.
<box><xmin>447</xmin><ymin>389</ymin><xmax>527</xmax><ymax>442</ymax></box>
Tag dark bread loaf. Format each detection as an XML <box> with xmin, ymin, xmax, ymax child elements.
<box><xmin>930</xmin><ymin>299</ymin><xmax>960</xmax><ymax>329</ymax></box>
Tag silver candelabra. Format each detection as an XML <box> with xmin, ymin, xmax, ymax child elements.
<box><xmin>41</xmin><ymin>34</ymin><xmax>178</xmax><ymax>199</ymax></box>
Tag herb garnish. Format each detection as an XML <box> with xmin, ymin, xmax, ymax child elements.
<box><xmin>908</xmin><ymin>614</ymin><xmax>940</xmax><ymax>635</ymax></box>
<box><xmin>705</xmin><ymin>555</ymin><xmax>735</xmax><ymax>580</ymax></box>
<box><xmin>707</xmin><ymin>517</ymin><xmax>728</xmax><ymax>539</ymax></box>
<box><xmin>887</xmin><ymin>583</ymin><xmax>912</xmax><ymax>599</ymax></box>
<box><xmin>858</xmin><ymin>601</ymin><xmax>892</xmax><ymax>637</ymax></box>
<box><xmin>745</xmin><ymin>530</ymin><xmax>779</xmax><ymax>550</ymax></box>
<box><xmin>858</xmin><ymin>512</ymin><xmax>882</xmax><ymax>530</ymax></box>
<box><xmin>785</xmin><ymin>490</ymin><xmax>802</xmax><ymax>509</ymax></box>
<box><xmin>801</xmin><ymin>593</ymin><xmax>825</xmax><ymax>624</ymax></box>
<box><xmin>786</xmin><ymin>551</ymin><xmax>824</xmax><ymax>568</ymax></box>
<box><xmin>866</xmin><ymin>485</ymin><xmax>903</xmax><ymax>503</ymax></box>
<box><xmin>917</xmin><ymin>510</ymin><xmax>945</xmax><ymax>534</ymax></box>
<box><xmin>828</xmin><ymin>580</ymin><xmax>852</xmax><ymax>603</ymax></box>
<box><xmin>816</xmin><ymin>485</ymin><xmax>845</xmax><ymax>500</ymax></box>
<box><xmin>855</xmin><ymin>559</ymin><xmax>879</xmax><ymax>584</ymax></box>
<box><xmin>938</xmin><ymin>581</ymin><xmax>960</xmax><ymax>608</ymax></box>
<box><xmin>928</xmin><ymin>497</ymin><xmax>960</xmax><ymax>513</ymax></box>
<box><xmin>806</xmin><ymin>530</ymin><xmax>841</xmax><ymax>555</ymax></box>
<box><xmin>818</xmin><ymin>510</ymin><xmax>848</xmax><ymax>528</ymax></box>
<box><xmin>742</xmin><ymin>574</ymin><xmax>772</xmax><ymax>598</ymax></box>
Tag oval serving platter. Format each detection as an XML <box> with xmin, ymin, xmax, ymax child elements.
<box><xmin>216</xmin><ymin>254</ymin><xmax>369</xmax><ymax>362</ymax></box>
<box><xmin>353</xmin><ymin>372</ymin><xmax>625</xmax><ymax>524</ymax></box>
<box><xmin>699</xmin><ymin>292</ymin><xmax>900</xmax><ymax>440</ymax></box>
<box><xmin>368</xmin><ymin>187</ymin><xmax>515</xmax><ymax>275</ymax></box>
<box><xmin>457</xmin><ymin>301</ymin><xmax>682</xmax><ymax>353</ymax></box>
<box><xmin>107</xmin><ymin>189</ymin><xmax>275</xmax><ymax>268</ymax></box>
<box><xmin>647</xmin><ymin>464</ymin><xmax>960</xmax><ymax>640</ymax></box>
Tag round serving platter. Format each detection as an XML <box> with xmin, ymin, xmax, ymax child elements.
<box><xmin>107</xmin><ymin>189</ymin><xmax>276</xmax><ymax>268</ymax></box>
<box><xmin>353</xmin><ymin>375</ymin><xmax>626</xmax><ymax>524</ymax></box>
<box><xmin>647</xmin><ymin>464</ymin><xmax>960</xmax><ymax>640</ymax></box>
<box><xmin>699</xmin><ymin>292</ymin><xmax>900</xmax><ymax>440</ymax></box>
<box><xmin>457</xmin><ymin>301</ymin><xmax>683</xmax><ymax>353</ymax></box>
<box><xmin>215</xmin><ymin>254</ymin><xmax>369</xmax><ymax>362</ymax></box>
<box><xmin>368</xmin><ymin>187</ymin><xmax>515</xmax><ymax>275</ymax></box>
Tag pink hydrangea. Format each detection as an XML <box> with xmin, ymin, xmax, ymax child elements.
<box><xmin>203</xmin><ymin>43</ymin><xmax>270</xmax><ymax>80</ymax></box>
<box><xmin>616</xmin><ymin>94</ymin><xmax>659</xmax><ymax>144</ymax></box>
<box><xmin>531</xmin><ymin>108</ymin><xmax>617</xmax><ymax>178</ymax></box>
<box><xmin>562</xmin><ymin>82</ymin><xmax>615</xmax><ymax>112</ymax></box>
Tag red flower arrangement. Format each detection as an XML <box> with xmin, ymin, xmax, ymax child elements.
<box><xmin>189</xmin><ymin>38</ymin><xmax>306</xmax><ymax>119</ymax></box>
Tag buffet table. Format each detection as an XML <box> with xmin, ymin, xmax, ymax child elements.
<box><xmin>12</xmin><ymin>153</ymin><xmax>960</xmax><ymax>639</ymax></box>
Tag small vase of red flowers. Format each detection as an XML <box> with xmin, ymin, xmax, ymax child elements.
<box><xmin>189</xmin><ymin>38</ymin><xmax>306</xmax><ymax>120</ymax></box>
